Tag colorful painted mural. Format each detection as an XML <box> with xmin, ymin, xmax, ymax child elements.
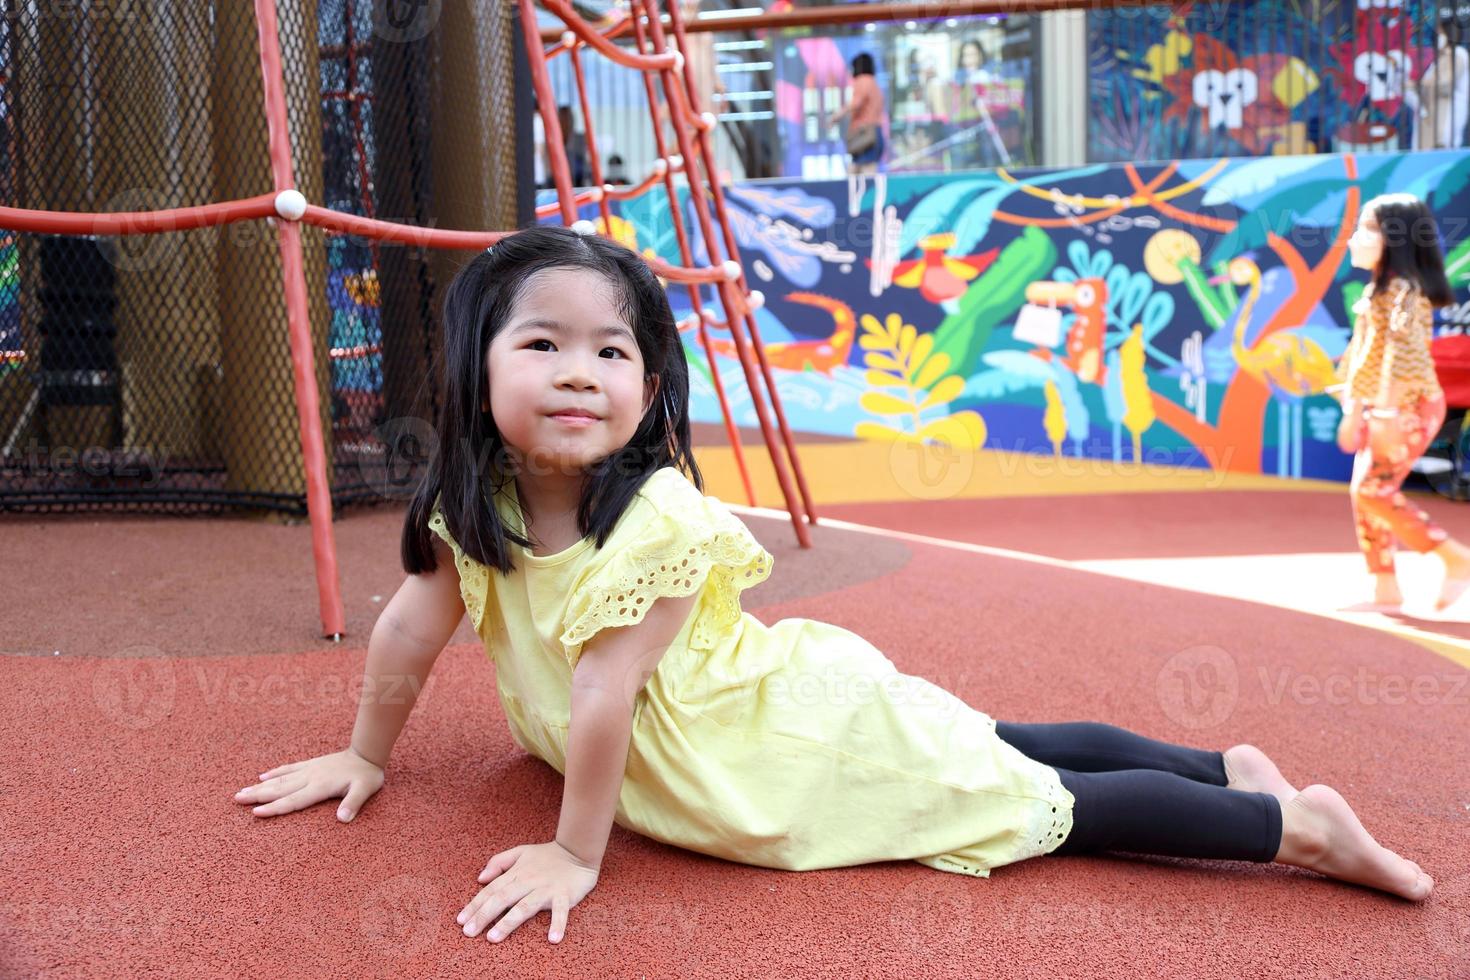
<box><xmin>546</xmin><ymin>148</ymin><xmax>1470</xmax><ymax>481</ymax></box>
<box><xmin>1088</xmin><ymin>1</ymin><xmax>1459</xmax><ymax>162</ymax></box>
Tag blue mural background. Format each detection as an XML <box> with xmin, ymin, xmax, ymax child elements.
<box><xmin>542</xmin><ymin>148</ymin><xmax>1470</xmax><ymax>482</ymax></box>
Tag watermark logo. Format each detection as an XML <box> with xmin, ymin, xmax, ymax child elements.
<box><xmin>888</xmin><ymin>438</ymin><xmax>976</xmax><ymax>501</ymax></box>
<box><xmin>92</xmin><ymin>647</ymin><xmax>176</xmax><ymax>731</ymax></box>
<box><xmin>1156</xmin><ymin>645</ymin><xmax>1239</xmax><ymax>731</ymax></box>
<box><xmin>372</xmin><ymin>0</ymin><xmax>441</xmax><ymax>43</ymax></box>
<box><xmin>886</xmin><ymin>874</ymin><xmax>977</xmax><ymax>955</ymax></box>
<box><xmin>360</xmin><ymin>873</ymin><xmax>441</xmax><ymax>957</ymax></box>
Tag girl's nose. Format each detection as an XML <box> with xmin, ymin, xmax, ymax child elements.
<box><xmin>555</xmin><ymin>360</ymin><xmax>600</xmax><ymax>391</ymax></box>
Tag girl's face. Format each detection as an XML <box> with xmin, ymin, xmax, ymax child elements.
<box><xmin>486</xmin><ymin>267</ymin><xmax>655</xmax><ymax>476</ymax></box>
<box><xmin>960</xmin><ymin>43</ymin><xmax>982</xmax><ymax>71</ymax></box>
<box><xmin>1348</xmin><ymin>209</ymin><xmax>1384</xmax><ymax>271</ymax></box>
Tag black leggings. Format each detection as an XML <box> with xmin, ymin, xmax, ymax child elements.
<box><xmin>995</xmin><ymin>721</ymin><xmax>1283</xmax><ymax>863</ymax></box>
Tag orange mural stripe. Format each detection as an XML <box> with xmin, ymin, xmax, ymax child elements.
<box><xmin>1123</xmin><ymin>163</ymin><xmax>1236</xmax><ymax>233</ymax></box>
<box><xmin>993</xmin><ymin>164</ymin><xmax>1177</xmax><ymax>227</ymax></box>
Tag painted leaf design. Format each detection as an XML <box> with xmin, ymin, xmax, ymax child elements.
<box><xmin>864</xmin><ymin>370</ymin><xmax>910</xmax><ymax>388</ymax></box>
<box><xmin>912</xmin><ymin>350</ymin><xmax>951</xmax><ymax>390</ymax></box>
<box><xmin>920</xmin><ymin>375</ymin><xmax>965</xmax><ymax>409</ymax></box>
<box><xmin>909</xmin><ymin>334</ymin><xmax>934</xmax><ymax>377</ymax></box>
<box><xmin>864</xmin><ymin>352</ymin><xmax>905</xmax><ymax>373</ymax></box>
<box><xmin>860</xmin><ymin>391</ymin><xmax>918</xmax><ymax>416</ymax></box>
<box><xmin>898</xmin><ymin>324</ymin><xmax>917</xmax><ymax>357</ymax></box>
<box><xmin>854</xmin><ymin>420</ymin><xmax>908</xmax><ymax>442</ymax></box>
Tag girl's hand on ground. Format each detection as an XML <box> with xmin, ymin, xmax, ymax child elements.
<box><xmin>457</xmin><ymin>841</ymin><xmax>599</xmax><ymax>945</ymax></box>
<box><xmin>232</xmin><ymin>748</ymin><xmax>384</xmax><ymax>821</ymax></box>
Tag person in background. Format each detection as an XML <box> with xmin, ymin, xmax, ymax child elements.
<box><xmin>1335</xmin><ymin>193</ymin><xmax>1470</xmax><ymax>611</ymax></box>
<box><xmin>554</xmin><ymin>105</ymin><xmax>591</xmax><ymax>188</ymax></box>
<box><xmin>1411</xmin><ymin>15</ymin><xmax>1470</xmax><ymax>150</ymax></box>
<box><xmin>604</xmin><ymin>155</ymin><xmax>629</xmax><ymax>185</ymax></box>
<box><xmin>831</xmin><ymin>52</ymin><xmax>887</xmax><ymax>175</ymax></box>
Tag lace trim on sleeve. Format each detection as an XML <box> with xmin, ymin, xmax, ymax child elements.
<box><xmin>427</xmin><ymin>509</ymin><xmax>491</xmax><ymax>634</ymax></box>
<box><xmin>558</xmin><ymin>511</ymin><xmax>772</xmax><ymax>664</ymax></box>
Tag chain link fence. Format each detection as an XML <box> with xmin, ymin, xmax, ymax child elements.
<box><xmin>0</xmin><ymin>0</ymin><xmax>521</xmax><ymax>514</ymax></box>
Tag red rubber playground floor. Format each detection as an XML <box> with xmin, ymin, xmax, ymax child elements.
<box><xmin>2</xmin><ymin>456</ymin><xmax>1468</xmax><ymax>977</ymax></box>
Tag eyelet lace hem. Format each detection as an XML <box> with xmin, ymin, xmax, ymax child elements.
<box><xmin>427</xmin><ymin>509</ymin><xmax>491</xmax><ymax>634</ymax></box>
<box><xmin>559</xmin><ymin>517</ymin><xmax>772</xmax><ymax>662</ymax></box>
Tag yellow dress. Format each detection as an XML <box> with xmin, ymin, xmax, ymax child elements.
<box><xmin>428</xmin><ymin>467</ymin><xmax>1074</xmax><ymax>877</ymax></box>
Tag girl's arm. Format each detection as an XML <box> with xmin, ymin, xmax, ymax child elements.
<box><xmin>557</xmin><ymin>591</ymin><xmax>700</xmax><ymax>867</ymax></box>
<box><xmin>234</xmin><ymin>537</ymin><xmax>465</xmax><ymax>821</ymax></box>
<box><xmin>350</xmin><ymin>537</ymin><xmax>466</xmax><ymax>768</ymax></box>
<box><xmin>456</xmin><ymin>591</ymin><xmax>698</xmax><ymax>944</ymax></box>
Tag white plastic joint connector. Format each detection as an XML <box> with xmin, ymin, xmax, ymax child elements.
<box><xmin>721</xmin><ymin>260</ymin><xmax>742</xmax><ymax>282</ymax></box>
<box><xmin>668</xmin><ymin>154</ymin><xmax>684</xmax><ymax>171</ymax></box>
<box><xmin>746</xmin><ymin>290</ymin><xmax>765</xmax><ymax>311</ymax></box>
<box><xmin>699</xmin><ymin>111</ymin><xmax>717</xmax><ymax>131</ymax></box>
<box><xmin>561</xmin><ymin>31</ymin><xmax>576</xmax><ymax>49</ymax></box>
<box><xmin>570</xmin><ymin>219</ymin><xmax>597</xmax><ymax>237</ymax></box>
<box><xmin>671</xmin><ymin>50</ymin><xmax>685</xmax><ymax>72</ymax></box>
<box><xmin>274</xmin><ymin>189</ymin><xmax>307</xmax><ymax>221</ymax></box>
<box><xmin>589</xmin><ymin>186</ymin><xmax>605</xmax><ymax>203</ymax></box>
<box><xmin>653</xmin><ymin>159</ymin><xmax>669</xmax><ymax>176</ymax></box>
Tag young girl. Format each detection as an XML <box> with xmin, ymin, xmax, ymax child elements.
<box><xmin>235</xmin><ymin>225</ymin><xmax>1432</xmax><ymax>947</ymax></box>
<box><xmin>1337</xmin><ymin>193</ymin><xmax>1470</xmax><ymax>609</ymax></box>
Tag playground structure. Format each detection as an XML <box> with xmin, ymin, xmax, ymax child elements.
<box><xmin>0</xmin><ymin>0</ymin><xmax>820</xmax><ymax>639</ymax></box>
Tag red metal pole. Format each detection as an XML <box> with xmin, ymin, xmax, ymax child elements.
<box><xmin>519</xmin><ymin>0</ymin><xmax>578</xmax><ymax>223</ymax></box>
<box><xmin>629</xmin><ymin>0</ymin><xmax>755</xmax><ymax>505</ymax></box>
<box><xmin>642</xmin><ymin>0</ymin><xmax>810</xmax><ymax>546</ymax></box>
<box><xmin>253</xmin><ymin>0</ymin><xmax>346</xmax><ymax>639</ymax></box>
<box><xmin>665</xmin><ymin>0</ymin><xmax>817</xmax><ymax>525</ymax></box>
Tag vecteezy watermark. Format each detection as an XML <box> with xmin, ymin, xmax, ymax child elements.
<box><xmin>888</xmin><ymin>438</ymin><xmax>976</xmax><ymax>501</ymax></box>
<box><xmin>7</xmin><ymin>442</ymin><xmax>170</xmax><ymax>487</ymax></box>
<box><xmin>360</xmin><ymin>873</ymin><xmax>442</xmax><ymax>957</ymax></box>
<box><xmin>372</xmin><ymin>0</ymin><xmax>442</xmax><ymax>43</ymax></box>
<box><xmin>4</xmin><ymin>901</ymin><xmax>182</xmax><ymax>942</ymax></box>
<box><xmin>1156</xmin><ymin>646</ymin><xmax>1470</xmax><ymax>730</ymax></box>
<box><xmin>354</xmin><ymin>415</ymin><xmax>438</xmax><ymax>501</ymax></box>
<box><xmin>92</xmin><ymin>647</ymin><xmax>178</xmax><ymax>731</ymax></box>
<box><xmin>1155</xmin><ymin>645</ymin><xmax>1240</xmax><ymax>731</ymax></box>
<box><xmin>92</xmin><ymin>651</ymin><xmax>434</xmax><ymax>730</ymax></box>
<box><xmin>189</xmin><ymin>665</ymin><xmax>431</xmax><ymax>711</ymax></box>
<box><xmin>574</xmin><ymin>900</ymin><xmax>699</xmax><ymax>945</ymax></box>
<box><xmin>885</xmin><ymin>874</ymin><xmax>978</xmax><ymax>956</ymax></box>
<box><xmin>1258</xmin><ymin>666</ymin><xmax>1469</xmax><ymax>708</ymax></box>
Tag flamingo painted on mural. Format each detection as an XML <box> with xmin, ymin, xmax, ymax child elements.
<box><xmin>1212</xmin><ymin>255</ymin><xmax>1346</xmax><ymax>478</ymax></box>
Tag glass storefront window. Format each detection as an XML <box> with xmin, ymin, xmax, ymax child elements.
<box><xmin>770</xmin><ymin>14</ymin><xmax>1038</xmax><ymax>178</ymax></box>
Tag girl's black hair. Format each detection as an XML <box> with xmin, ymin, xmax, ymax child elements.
<box><xmin>851</xmin><ymin>52</ymin><xmax>875</xmax><ymax>77</ymax></box>
<box><xmin>1368</xmin><ymin>195</ymin><xmax>1454</xmax><ymax>308</ymax></box>
<box><xmin>402</xmin><ymin>225</ymin><xmax>702</xmax><ymax>576</ymax></box>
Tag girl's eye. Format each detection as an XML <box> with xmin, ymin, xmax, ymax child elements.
<box><xmin>600</xmin><ymin>347</ymin><xmax>627</xmax><ymax>359</ymax></box>
<box><xmin>528</xmin><ymin>339</ymin><xmax>555</xmax><ymax>352</ymax></box>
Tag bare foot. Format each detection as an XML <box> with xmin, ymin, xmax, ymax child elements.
<box><xmin>1223</xmin><ymin>744</ymin><xmax>1298</xmax><ymax>806</ymax></box>
<box><xmin>1276</xmin><ymin>784</ymin><xmax>1433</xmax><ymax>901</ymax></box>
<box><xmin>1435</xmin><ymin>542</ymin><xmax>1470</xmax><ymax>611</ymax></box>
<box><xmin>1372</xmin><ymin>574</ymin><xmax>1402</xmax><ymax>608</ymax></box>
